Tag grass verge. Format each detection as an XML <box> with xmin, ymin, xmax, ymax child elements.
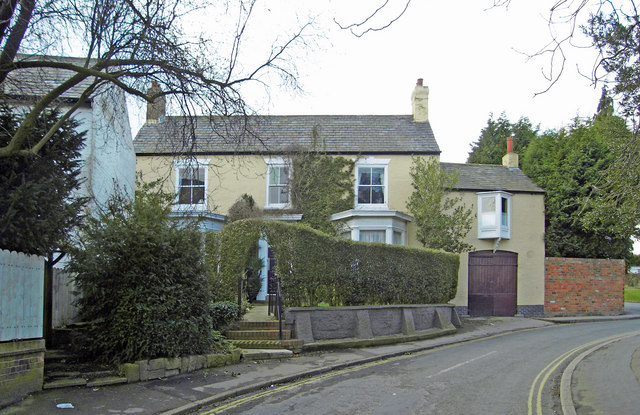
<box><xmin>624</xmin><ymin>286</ymin><xmax>640</xmax><ymax>302</ymax></box>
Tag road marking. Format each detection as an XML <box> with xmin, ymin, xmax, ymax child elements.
<box><xmin>194</xmin><ymin>327</ymin><xmax>548</xmax><ymax>415</ymax></box>
<box><xmin>560</xmin><ymin>331</ymin><xmax>640</xmax><ymax>415</ymax></box>
<box><xmin>426</xmin><ymin>350</ymin><xmax>497</xmax><ymax>379</ymax></box>
<box><xmin>527</xmin><ymin>330</ymin><xmax>640</xmax><ymax>415</ymax></box>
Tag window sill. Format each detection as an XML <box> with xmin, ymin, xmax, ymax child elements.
<box><xmin>355</xmin><ymin>203</ymin><xmax>389</xmax><ymax>210</ymax></box>
<box><xmin>173</xmin><ymin>204</ymin><xmax>208</xmax><ymax>212</ymax></box>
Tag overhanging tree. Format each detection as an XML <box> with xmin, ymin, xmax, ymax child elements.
<box><xmin>0</xmin><ymin>0</ymin><xmax>313</xmax><ymax>158</ymax></box>
<box><xmin>521</xmin><ymin>103</ymin><xmax>633</xmax><ymax>259</ymax></box>
<box><xmin>493</xmin><ymin>1</ymin><xmax>640</xmax><ymax>242</ymax></box>
<box><xmin>0</xmin><ymin>105</ymin><xmax>86</xmax><ymax>255</ymax></box>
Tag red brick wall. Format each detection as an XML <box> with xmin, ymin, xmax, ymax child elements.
<box><xmin>545</xmin><ymin>257</ymin><xmax>625</xmax><ymax>316</ymax></box>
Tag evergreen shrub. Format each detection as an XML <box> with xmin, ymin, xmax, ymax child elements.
<box><xmin>210</xmin><ymin>301</ymin><xmax>240</xmax><ymax>330</ymax></box>
<box><xmin>67</xmin><ymin>183</ymin><xmax>216</xmax><ymax>364</ymax></box>
<box><xmin>212</xmin><ymin>219</ymin><xmax>459</xmax><ymax>307</ymax></box>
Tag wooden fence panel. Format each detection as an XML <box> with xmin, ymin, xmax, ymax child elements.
<box><xmin>0</xmin><ymin>250</ymin><xmax>44</xmax><ymax>341</ymax></box>
<box><xmin>52</xmin><ymin>268</ymin><xmax>79</xmax><ymax>327</ymax></box>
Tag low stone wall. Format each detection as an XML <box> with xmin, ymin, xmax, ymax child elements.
<box><xmin>123</xmin><ymin>349</ymin><xmax>242</xmax><ymax>382</ymax></box>
<box><xmin>545</xmin><ymin>257</ymin><xmax>625</xmax><ymax>316</ymax></box>
<box><xmin>285</xmin><ymin>304</ymin><xmax>460</xmax><ymax>345</ymax></box>
<box><xmin>0</xmin><ymin>339</ymin><xmax>45</xmax><ymax>408</ymax></box>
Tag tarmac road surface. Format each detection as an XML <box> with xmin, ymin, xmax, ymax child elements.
<box><xmin>196</xmin><ymin>320</ymin><xmax>640</xmax><ymax>415</ymax></box>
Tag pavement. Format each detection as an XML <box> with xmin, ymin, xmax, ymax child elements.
<box><xmin>2</xmin><ymin>304</ymin><xmax>640</xmax><ymax>415</ymax></box>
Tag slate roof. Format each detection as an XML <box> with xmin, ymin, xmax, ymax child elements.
<box><xmin>3</xmin><ymin>55</ymin><xmax>97</xmax><ymax>101</ymax></box>
<box><xmin>441</xmin><ymin>162</ymin><xmax>544</xmax><ymax>194</ymax></box>
<box><xmin>134</xmin><ymin>115</ymin><xmax>440</xmax><ymax>155</ymax></box>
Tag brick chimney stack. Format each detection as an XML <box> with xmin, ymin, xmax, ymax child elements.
<box><xmin>411</xmin><ymin>78</ymin><xmax>429</xmax><ymax>122</ymax></box>
<box><xmin>502</xmin><ymin>136</ymin><xmax>519</xmax><ymax>169</ymax></box>
<box><xmin>146</xmin><ymin>81</ymin><xmax>165</xmax><ymax>123</ymax></box>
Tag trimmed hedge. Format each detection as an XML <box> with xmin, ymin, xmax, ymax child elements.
<box><xmin>209</xmin><ymin>219</ymin><xmax>459</xmax><ymax>307</ymax></box>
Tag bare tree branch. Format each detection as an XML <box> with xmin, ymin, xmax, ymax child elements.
<box><xmin>0</xmin><ymin>0</ymin><xmax>314</xmax><ymax>158</ymax></box>
<box><xmin>334</xmin><ymin>0</ymin><xmax>411</xmax><ymax>37</ymax></box>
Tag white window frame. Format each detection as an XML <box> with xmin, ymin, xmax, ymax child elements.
<box><xmin>331</xmin><ymin>209</ymin><xmax>411</xmax><ymax>246</ymax></box>
<box><xmin>355</xmin><ymin>157</ymin><xmax>390</xmax><ymax>209</ymax></box>
<box><xmin>265</xmin><ymin>157</ymin><xmax>291</xmax><ymax>209</ymax></box>
<box><xmin>477</xmin><ymin>191</ymin><xmax>511</xmax><ymax>239</ymax></box>
<box><xmin>174</xmin><ymin>159</ymin><xmax>209</xmax><ymax>211</ymax></box>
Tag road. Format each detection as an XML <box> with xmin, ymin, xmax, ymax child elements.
<box><xmin>196</xmin><ymin>320</ymin><xmax>640</xmax><ymax>415</ymax></box>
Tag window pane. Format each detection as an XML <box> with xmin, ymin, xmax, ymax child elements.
<box><xmin>359</xmin><ymin>168</ymin><xmax>371</xmax><ymax>185</ymax></box>
<box><xmin>501</xmin><ymin>197</ymin><xmax>509</xmax><ymax>226</ymax></box>
<box><xmin>357</xmin><ymin>186</ymin><xmax>370</xmax><ymax>204</ymax></box>
<box><xmin>393</xmin><ymin>231</ymin><xmax>403</xmax><ymax>245</ymax></box>
<box><xmin>371</xmin><ymin>186</ymin><xmax>384</xmax><ymax>204</ymax></box>
<box><xmin>178</xmin><ymin>188</ymin><xmax>191</xmax><ymax>204</ymax></box>
<box><xmin>371</xmin><ymin>168</ymin><xmax>384</xmax><ymax>185</ymax></box>
<box><xmin>360</xmin><ymin>230</ymin><xmax>386</xmax><ymax>243</ymax></box>
<box><xmin>269</xmin><ymin>186</ymin><xmax>279</xmax><ymax>204</ymax></box>
<box><xmin>278</xmin><ymin>186</ymin><xmax>289</xmax><ymax>203</ymax></box>
<box><xmin>269</xmin><ymin>167</ymin><xmax>279</xmax><ymax>185</ymax></box>
<box><xmin>279</xmin><ymin>167</ymin><xmax>289</xmax><ymax>185</ymax></box>
<box><xmin>192</xmin><ymin>188</ymin><xmax>205</xmax><ymax>204</ymax></box>
<box><xmin>482</xmin><ymin>197</ymin><xmax>496</xmax><ymax>213</ymax></box>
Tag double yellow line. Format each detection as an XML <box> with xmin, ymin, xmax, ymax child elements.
<box><xmin>527</xmin><ymin>330</ymin><xmax>640</xmax><ymax>415</ymax></box>
<box><xmin>199</xmin><ymin>357</ymin><xmax>405</xmax><ymax>414</ymax></box>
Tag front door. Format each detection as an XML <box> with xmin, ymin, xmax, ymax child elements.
<box><xmin>468</xmin><ymin>250</ymin><xmax>517</xmax><ymax>316</ymax></box>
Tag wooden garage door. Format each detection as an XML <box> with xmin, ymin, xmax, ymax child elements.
<box><xmin>468</xmin><ymin>250</ymin><xmax>517</xmax><ymax>316</ymax></box>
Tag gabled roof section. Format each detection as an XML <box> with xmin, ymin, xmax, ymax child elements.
<box><xmin>4</xmin><ymin>55</ymin><xmax>97</xmax><ymax>102</ymax></box>
<box><xmin>134</xmin><ymin>115</ymin><xmax>440</xmax><ymax>155</ymax></box>
<box><xmin>441</xmin><ymin>162</ymin><xmax>544</xmax><ymax>194</ymax></box>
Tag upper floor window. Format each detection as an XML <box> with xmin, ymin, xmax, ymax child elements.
<box><xmin>175</xmin><ymin>159</ymin><xmax>209</xmax><ymax>209</ymax></box>
<box><xmin>477</xmin><ymin>191</ymin><xmax>511</xmax><ymax>239</ymax></box>
<box><xmin>265</xmin><ymin>158</ymin><xmax>290</xmax><ymax>208</ymax></box>
<box><xmin>356</xmin><ymin>158</ymin><xmax>389</xmax><ymax>208</ymax></box>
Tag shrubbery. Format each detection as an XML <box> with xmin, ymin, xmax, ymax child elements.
<box><xmin>211</xmin><ymin>301</ymin><xmax>240</xmax><ymax>330</ymax></box>
<box><xmin>210</xmin><ymin>219</ymin><xmax>459</xmax><ymax>307</ymax></box>
<box><xmin>67</xmin><ymin>183</ymin><xmax>218</xmax><ymax>364</ymax></box>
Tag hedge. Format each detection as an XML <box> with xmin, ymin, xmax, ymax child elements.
<box><xmin>208</xmin><ymin>219</ymin><xmax>459</xmax><ymax>307</ymax></box>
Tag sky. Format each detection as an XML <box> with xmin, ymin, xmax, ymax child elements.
<box><xmin>130</xmin><ymin>1</ymin><xmax>605</xmax><ymax>164</ymax></box>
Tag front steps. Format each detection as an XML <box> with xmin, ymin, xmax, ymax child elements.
<box><xmin>226</xmin><ymin>320</ymin><xmax>303</xmax><ymax>352</ymax></box>
<box><xmin>44</xmin><ymin>349</ymin><xmax>126</xmax><ymax>390</ymax></box>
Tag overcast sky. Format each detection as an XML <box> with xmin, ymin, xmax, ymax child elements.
<box><xmin>132</xmin><ymin>1</ymin><xmax>604</xmax><ymax>163</ymax></box>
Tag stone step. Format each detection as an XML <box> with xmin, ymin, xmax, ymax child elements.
<box><xmin>86</xmin><ymin>376</ymin><xmax>128</xmax><ymax>387</ymax></box>
<box><xmin>236</xmin><ymin>320</ymin><xmax>281</xmax><ymax>330</ymax></box>
<box><xmin>44</xmin><ymin>371</ymin><xmax>82</xmax><ymax>379</ymax></box>
<box><xmin>225</xmin><ymin>329</ymin><xmax>292</xmax><ymax>340</ymax></box>
<box><xmin>43</xmin><ymin>377</ymin><xmax>87</xmax><ymax>389</ymax></box>
<box><xmin>241</xmin><ymin>349</ymin><xmax>294</xmax><ymax>360</ymax></box>
<box><xmin>230</xmin><ymin>339</ymin><xmax>303</xmax><ymax>352</ymax></box>
<box><xmin>44</xmin><ymin>349</ymin><xmax>72</xmax><ymax>363</ymax></box>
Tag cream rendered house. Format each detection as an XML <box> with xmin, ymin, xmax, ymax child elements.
<box><xmin>134</xmin><ymin>80</ymin><xmax>545</xmax><ymax>317</ymax></box>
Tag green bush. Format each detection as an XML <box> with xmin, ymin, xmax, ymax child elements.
<box><xmin>211</xmin><ymin>219</ymin><xmax>459</xmax><ymax>307</ymax></box>
<box><xmin>67</xmin><ymin>182</ymin><xmax>215</xmax><ymax>364</ymax></box>
<box><xmin>211</xmin><ymin>301</ymin><xmax>239</xmax><ymax>330</ymax></box>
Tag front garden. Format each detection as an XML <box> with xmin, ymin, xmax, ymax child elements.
<box><xmin>67</xmin><ymin>184</ymin><xmax>459</xmax><ymax>366</ymax></box>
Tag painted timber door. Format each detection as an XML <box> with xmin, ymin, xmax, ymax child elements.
<box><xmin>468</xmin><ymin>250</ymin><xmax>517</xmax><ymax>316</ymax></box>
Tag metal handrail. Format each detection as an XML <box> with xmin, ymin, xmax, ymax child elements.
<box><xmin>268</xmin><ymin>276</ymin><xmax>284</xmax><ymax>340</ymax></box>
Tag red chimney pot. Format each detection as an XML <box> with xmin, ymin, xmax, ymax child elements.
<box><xmin>151</xmin><ymin>81</ymin><xmax>159</xmax><ymax>88</ymax></box>
<box><xmin>507</xmin><ymin>137</ymin><xmax>513</xmax><ymax>154</ymax></box>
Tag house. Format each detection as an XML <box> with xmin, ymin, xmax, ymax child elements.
<box><xmin>134</xmin><ymin>79</ymin><xmax>545</xmax><ymax>317</ymax></box>
<box><xmin>4</xmin><ymin>55</ymin><xmax>136</xmax><ymax>211</ymax></box>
